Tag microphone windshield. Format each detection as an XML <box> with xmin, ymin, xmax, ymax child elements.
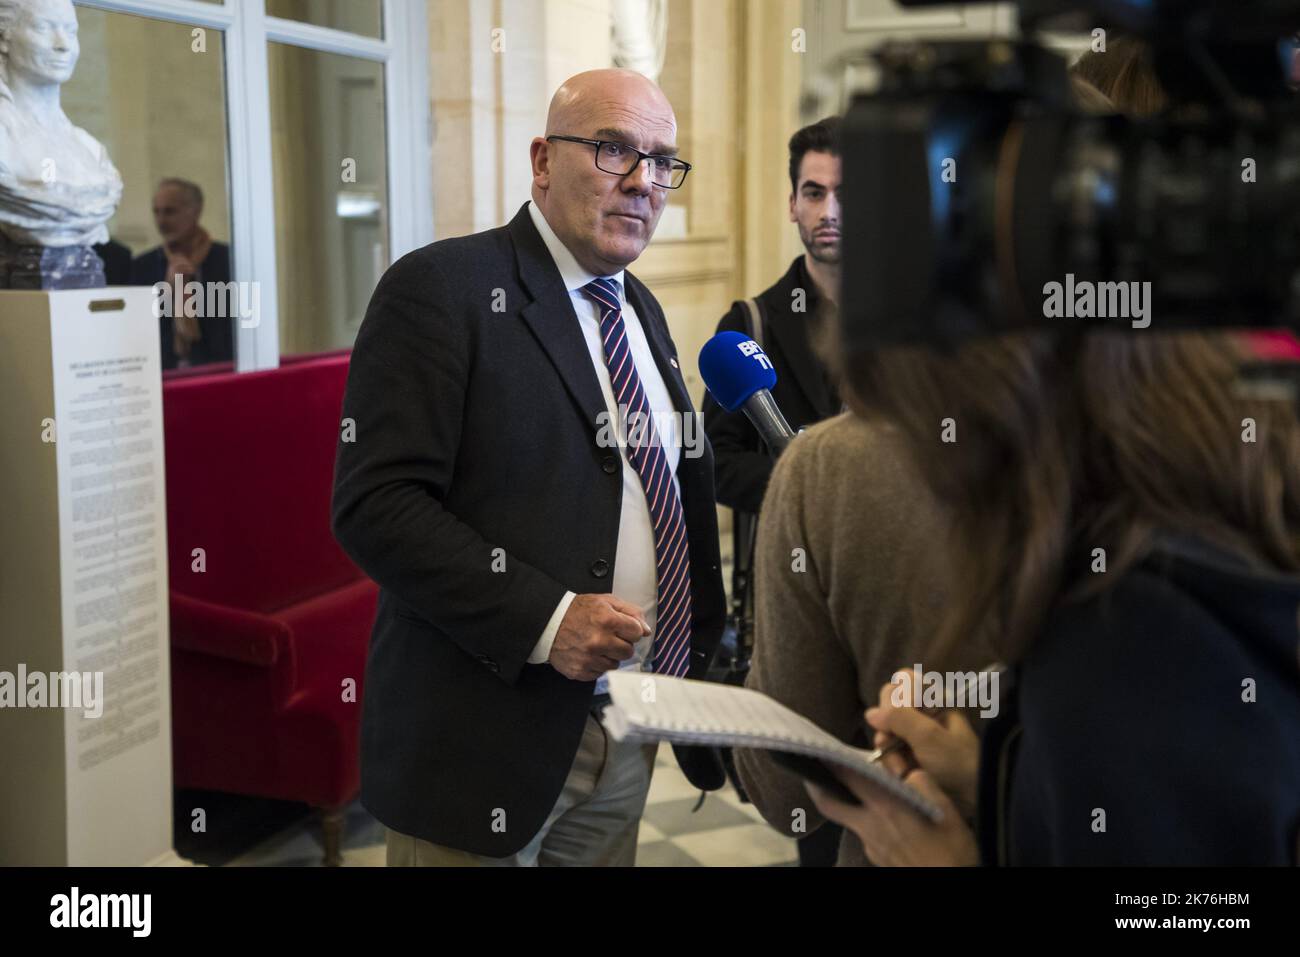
<box><xmin>698</xmin><ymin>331</ymin><xmax>778</xmax><ymax>413</ymax></box>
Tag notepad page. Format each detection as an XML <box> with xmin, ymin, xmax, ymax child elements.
<box><xmin>604</xmin><ymin>671</ymin><xmax>844</xmax><ymax>748</ymax></box>
<box><xmin>602</xmin><ymin>671</ymin><xmax>942</xmax><ymax>822</ymax></box>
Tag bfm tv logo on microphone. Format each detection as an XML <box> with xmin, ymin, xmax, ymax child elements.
<box><xmin>738</xmin><ymin>338</ymin><xmax>774</xmax><ymax>371</ymax></box>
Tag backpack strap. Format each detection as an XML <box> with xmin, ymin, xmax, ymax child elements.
<box><xmin>741</xmin><ymin>297</ymin><xmax>765</xmax><ymax>352</ymax></box>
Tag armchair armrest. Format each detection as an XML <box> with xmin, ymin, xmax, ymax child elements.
<box><xmin>169</xmin><ymin>591</ymin><xmax>291</xmax><ymax>667</ymax></box>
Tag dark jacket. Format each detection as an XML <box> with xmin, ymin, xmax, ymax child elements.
<box><xmin>93</xmin><ymin>238</ymin><xmax>133</xmax><ymax>286</ymax></box>
<box><xmin>701</xmin><ymin>256</ymin><xmax>841</xmax><ymax>514</ymax></box>
<box><xmin>979</xmin><ymin>535</ymin><xmax>1300</xmax><ymax>865</ymax></box>
<box><xmin>130</xmin><ymin>241</ymin><xmax>235</xmax><ymax>369</ymax></box>
<box><xmin>331</xmin><ymin>203</ymin><xmax>726</xmax><ymax>857</ymax></box>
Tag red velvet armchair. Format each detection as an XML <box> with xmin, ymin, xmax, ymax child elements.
<box><xmin>162</xmin><ymin>352</ymin><xmax>377</xmax><ymax>865</ymax></box>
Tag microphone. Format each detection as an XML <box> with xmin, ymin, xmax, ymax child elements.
<box><xmin>699</xmin><ymin>331</ymin><xmax>797</xmax><ymax>454</ymax></box>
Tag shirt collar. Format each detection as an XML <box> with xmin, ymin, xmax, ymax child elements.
<box><xmin>527</xmin><ymin>200</ymin><xmax>625</xmax><ymax>299</ymax></box>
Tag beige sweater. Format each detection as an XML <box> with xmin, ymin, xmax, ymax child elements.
<box><xmin>733</xmin><ymin>412</ymin><xmax>957</xmax><ymax>866</ymax></box>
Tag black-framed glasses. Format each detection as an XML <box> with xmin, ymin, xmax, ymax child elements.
<box><xmin>546</xmin><ymin>135</ymin><xmax>692</xmax><ymax>189</ymax></box>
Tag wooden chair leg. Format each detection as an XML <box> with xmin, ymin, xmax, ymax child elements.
<box><xmin>319</xmin><ymin>805</ymin><xmax>345</xmax><ymax>867</ymax></box>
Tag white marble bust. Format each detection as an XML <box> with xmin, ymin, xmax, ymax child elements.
<box><xmin>0</xmin><ymin>0</ymin><xmax>122</xmax><ymax>247</ymax></box>
<box><xmin>611</xmin><ymin>0</ymin><xmax>667</xmax><ymax>83</ymax></box>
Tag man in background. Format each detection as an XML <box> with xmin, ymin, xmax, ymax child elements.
<box><xmin>702</xmin><ymin>116</ymin><xmax>843</xmax><ymax>515</ymax></box>
<box><xmin>131</xmin><ymin>177</ymin><xmax>233</xmax><ymax>369</ymax></box>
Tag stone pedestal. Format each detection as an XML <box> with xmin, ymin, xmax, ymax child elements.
<box><xmin>0</xmin><ymin>288</ymin><xmax>173</xmax><ymax>865</ymax></box>
<box><xmin>0</xmin><ymin>237</ymin><xmax>106</xmax><ymax>290</ymax></box>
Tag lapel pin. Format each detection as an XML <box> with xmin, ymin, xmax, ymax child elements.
<box><xmin>670</xmin><ymin>357</ymin><xmax>679</xmax><ymax>369</ymax></box>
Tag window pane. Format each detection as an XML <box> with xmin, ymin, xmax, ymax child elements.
<box><xmin>268</xmin><ymin>44</ymin><xmax>389</xmax><ymax>356</ymax></box>
<box><xmin>63</xmin><ymin>7</ymin><xmax>236</xmax><ymax>372</ymax></box>
<box><xmin>265</xmin><ymin>0</ymin><xmax>383</xmax><ymax>39</ymax></box>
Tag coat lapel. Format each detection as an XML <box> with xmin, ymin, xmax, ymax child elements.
<box><xmin>507</xmin><ymin>203</ymin><xmax>697</xmax><ymax>445</ymax></box>
<box><xmin>508</xmin><ymin>205</ymin><xmax>609</xmax><ymax>437</ymax></box>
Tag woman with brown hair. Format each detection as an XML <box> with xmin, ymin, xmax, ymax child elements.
<box><xmin>805</xmin><ymin>46</ymin><xmax>1300</xmax><ymax>864</ymax></box>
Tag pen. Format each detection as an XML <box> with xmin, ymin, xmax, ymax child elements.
<box><xmin>866</xmin><ymin>662</ymin><xmax>1006</xmax><ymax>763</ymax></box>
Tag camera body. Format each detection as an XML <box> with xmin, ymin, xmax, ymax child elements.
<box><xmin>839</xmin><ymin>0</ymin><xmax>1300</xmax><ymax>354</ymax></box>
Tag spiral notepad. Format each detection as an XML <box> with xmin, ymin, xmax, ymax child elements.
<box><xmin>601</xmin><ymin>671</ymin><xmax>943</xmax><ymax>822</ymax></box>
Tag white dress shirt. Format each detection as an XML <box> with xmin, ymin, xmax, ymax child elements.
<box><xmin>524</xmin><ymin>200</ymin><xmax>681</xmax><ymax>692</ymax></box>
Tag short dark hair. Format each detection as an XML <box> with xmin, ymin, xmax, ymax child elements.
<box><xmin>788</xmin><ymin>116</ymin><xmax>841</xmax><ymax>194</ymax></box>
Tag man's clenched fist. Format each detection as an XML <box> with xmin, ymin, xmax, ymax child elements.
<box><xmin>550</xmin><ymin>594</ymin><xmax>650</xmax><ymax>681</ymax></box>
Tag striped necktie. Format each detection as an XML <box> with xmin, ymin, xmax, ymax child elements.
<box><xmin>582</xmin><ymin>277</ymin><xmax>693</xmax><ymax>677</ymax></box>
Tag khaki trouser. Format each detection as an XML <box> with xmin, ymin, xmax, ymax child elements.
<box><xmin>386</xmin><ymin>710</ymin><xmax>658</xmax><ymax>866</ymax></box>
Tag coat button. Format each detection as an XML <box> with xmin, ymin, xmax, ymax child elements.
<box><xmin>476</xmin><ymin>654</ymin><xmax>499</xmax><ymax>673</ymax></box>
<box><xmin>590</xmin><ymin>559</ymin><xmax>609</xmax><ymax>578</ymax></box>
<box><xmin>601</xmin><ymin>455</ymin><xmax>618</xmax><ymax>474</ymax></box>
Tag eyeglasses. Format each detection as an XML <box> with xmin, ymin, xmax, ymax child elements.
<box><xmin>545</xmin><ymin>135</ymin><xmax>692</xmax><ymax>189</ymax></box>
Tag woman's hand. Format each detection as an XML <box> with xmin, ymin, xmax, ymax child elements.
<box><xmin>867</xmin><ymin>670</ymin><xmax>980</xmax><ymax>818</ymax></box>
<box><xmin>805</xmin><ymin>766</ymin><xmax>979</xmax><ymax>866</ymax></box>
